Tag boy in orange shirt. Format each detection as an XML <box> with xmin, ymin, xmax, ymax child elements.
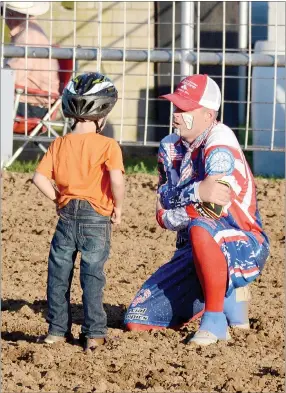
<box><xmin>33</xmin><ymin>72</ymin><xmax>125</xmax><ymax>352</ymax></box>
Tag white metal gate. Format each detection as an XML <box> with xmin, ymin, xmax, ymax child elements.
<box><xmin>0</xmin><ymin>1</ymin><xmax>285</xmax><ymax>169</ymax></box>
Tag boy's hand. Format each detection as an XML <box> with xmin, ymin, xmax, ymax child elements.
<box><xmin>111</xmin><ymin>207</ymin><xmax>122</xmax><ymax>225</ymax></box>
<box><xmin>199</xmin><ymin>173</ymin><xmax>231</xmax><ymax>206</ymax></box>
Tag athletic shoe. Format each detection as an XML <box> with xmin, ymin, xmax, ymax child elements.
<box><xmin>84</xmin><ymin>337</ymin><xmax>105</xmax><ymax>352</ymax></box>
<box><xmin>43</xmin><ymin>333</ymin><xmax>74</xmax><ymax>344</ymax></box>
<box><xmin>187</xmin><ymin>311</ymin><xmax>230</xmax><ymax>346</ymax></box>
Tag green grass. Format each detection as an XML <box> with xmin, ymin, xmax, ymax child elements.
<box><xmin>6</xmin><ymin>159</ymin><xmax>40</xmax><ymax>173</ymax></box>
<box><xmin>124</xmin><ymin>157</ymin><xmax>157</xmax><ymax>175</ymax></box>
<box><xmin>6</xmin><ymin>156</ymin><xmax>158</xmax><ymax>175</ymax></box>
<box><xmin>5</xmin><ymin>157</ymin><xmax>284</xmax><ymax>179</ymax></box>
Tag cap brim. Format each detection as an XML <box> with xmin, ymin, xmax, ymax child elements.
<box><xmin>6</xmin><ymin>3</ymin><xmax>50</xmax><ymax>16</ymax></box>
<box><xmin>160</xmin><ymin>93</ymin><xmax>202</xmax><ymax>112</ymax></box>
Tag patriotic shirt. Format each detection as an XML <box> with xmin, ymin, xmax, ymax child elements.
<box><xmin>156</xmin><ymin>121</ymin><xmax>269</xmax><ymax>247</ymax></box>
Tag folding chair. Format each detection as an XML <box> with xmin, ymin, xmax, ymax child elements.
<box><xmin>5</xmin><ymin>58</ymin><xmax>73</xmax><ymax>167</ymax></box>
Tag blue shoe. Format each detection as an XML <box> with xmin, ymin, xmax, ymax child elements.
<box><xmin>224</xmin><ymin>287</ymin><xmax>251</xmax><ymax>329</ymax></box>
<box><xmin>188</xmin><ymin>311</ymin><xmax>231</xmax><ymax>346</ymax></box>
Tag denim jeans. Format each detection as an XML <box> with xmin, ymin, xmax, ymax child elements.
<box><xmin>47</xmin><ymin>199</ymin><xmax>111</xmax><ymax>339</ymax></box>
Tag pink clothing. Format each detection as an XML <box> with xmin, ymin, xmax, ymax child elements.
<box><xmin>6</xmin><ymin>20</ymin><xmax>60</xmax><ymax>107</ymax></box>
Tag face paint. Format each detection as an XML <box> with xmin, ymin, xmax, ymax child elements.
<box><xmin>181</xmin><ymin>113</ymin><xmax>194</xmax><ymax>130</ymax></box>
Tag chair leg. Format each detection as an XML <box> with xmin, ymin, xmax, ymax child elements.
<box><xmin>33</xmin><ymin>141</ymin><xmax>48</xmax><ymax>153</ymax></box>
<box><xmin>6</xmin><ymin>99</ymin><xmax>61</xmax><ymax>168</ymax></box>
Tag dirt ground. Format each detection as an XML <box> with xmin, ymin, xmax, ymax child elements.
<box><xmin>1</xmin><ymin>171</ymin><xmax>285</xmax><ymax>393</ymax></box>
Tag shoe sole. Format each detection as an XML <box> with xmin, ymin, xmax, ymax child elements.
<box><xmin>230</xmin><ymin>323</ymin><xmax>250</xmax><ymax>330</ymax></box>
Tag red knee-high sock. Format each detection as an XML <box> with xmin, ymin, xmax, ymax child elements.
<box><xmin>190</xmin><ymin>226</ymin><xmax>227</xmax><ymax>312</ymax></box>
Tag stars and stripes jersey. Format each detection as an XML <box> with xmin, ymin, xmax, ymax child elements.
<box><xmin>157</xmin><ymin>122</ymin><xmax>269</xmax><ymax>247</ymax></box>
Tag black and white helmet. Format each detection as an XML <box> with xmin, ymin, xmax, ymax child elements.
<box><xmin>62</xmin><ymin>72</ymin><xmax>118</xmax><ymax>122</ymax></box>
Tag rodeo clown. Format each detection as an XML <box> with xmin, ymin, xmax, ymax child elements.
<box><xmin>124</xmin><ymin>74</ymin><xmax>270</xmax><ymax>346</ymax></box>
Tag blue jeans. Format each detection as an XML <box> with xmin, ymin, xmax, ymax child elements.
<box><xmin>47</xmin><ymin>199</ymin><xmax>111</xmax><ymax>339</ymax></box>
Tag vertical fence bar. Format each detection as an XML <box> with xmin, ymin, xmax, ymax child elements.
<box><xmin>244</xmin><ymin>1</ymin><xmax>252</xmax><ymax>149</ymax></box>
<box><xmin>238</xmin><ymin>2</ymin><xmax>248</xmax><ymax>125</ymax></box>
<box><xmin>196</xmin><ymin>1</ymin><xmax>201</xmax><ymax>74</ymax></box>
<box><xmin>0</xmin><ymin>3</ymin><xmax>6</xmax><ymax>68</ymax></box>
<box><xmin>24</xmin><ymin>12</ymin><xmax>29</xmax><ymax>136</ymax></box>
<box><xmin>47</xmin><ymin>2</ymin><xmax>53</xmax><ymax>137</ymax></box>
<box><xmin>270</xmin><ymin>2</ymin><xmax>278</xmax><ymax>151</ymax></box>
<box><xmin>97</xmin><ymin>2</ymin><xmax>103</xmax><ymax>72</ymax></box>
<box><xmin>180</xmin><ymin>2</ymin><xmax>194</xmax><ymax>79</ymax></box>
<box><xmin>119</xmin><ymin>2</ymin><xmax>127</xmax><ymax>144</ymax></box>
<box><xmin>169</xmin><ymin>1</ymin><xmax>176</xmax><ymax>134</ymax></box>
<box><xmin>72</xmin><ymin>2</ymin><xmax>77</xmax><ymax>77</ymax></box>
<box><xmin>220</xmin><ymin>1</ymin><xmax>226</xmax><ymax>123</ymax></box>
<box><xmin>143</xmin><ymin>2</ymin><xmax>151</xmax><ymax>145</ymax></box>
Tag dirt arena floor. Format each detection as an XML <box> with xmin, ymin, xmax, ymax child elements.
<box><xmin>1</xmin><ymin>171</ymin><xmax>285</xmax><ymax>393</ymax></box>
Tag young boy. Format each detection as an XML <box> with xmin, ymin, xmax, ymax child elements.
<box><xmin>33</xmin><ymin>72</ymin><xmax>125</xmax><ymax>352</ymax></box>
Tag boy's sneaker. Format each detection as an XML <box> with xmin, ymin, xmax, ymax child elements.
<box><xmin>224</xmin><ymin>286</ymin><xmax>251</xmax><ymax>329</ymax></box>
<box><xmin>187</xmin><ymin>311</ymin><xmax>231</xmax><ymax>346</ymax></box>
<box><xmin>79</xmin><ymin>333</ymin><xmax>106</xmax><ymax>352</ymax></box>
<box><xmin>43</xmin><ymin>333</ymin><xmax>74</xmax><ymax>344</ymax></box>
<box><xmin>84</xmin><ymin>337</ymin><xmax>106</xmax><ymax>352</ymax></box>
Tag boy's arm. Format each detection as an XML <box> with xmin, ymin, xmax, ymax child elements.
<box><xmin>32</xmin><ymin>172</ymin><xmax>58</xmax><ymax>203</ymax></box>
<box><xmin>109</xmin><ymin>169</ymin><xmax>125</xmax><ymax>225</ymax></box>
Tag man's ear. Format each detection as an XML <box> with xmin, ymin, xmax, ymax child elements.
<box><xmin>204</xmin><ymin>108</ymin><xmax>213</xmax><ymax>121</ymax></box>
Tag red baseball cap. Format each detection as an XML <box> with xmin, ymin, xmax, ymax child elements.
<box><xmin>160</xmin><ymin>74</ymin><xmax>221</xmax><ymax>112</ymax></box>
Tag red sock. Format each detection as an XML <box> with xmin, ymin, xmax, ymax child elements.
<box><xmin>190</xmin><ymin>226</ymin><xmax>227</xmax><ymax>312</ymax></box>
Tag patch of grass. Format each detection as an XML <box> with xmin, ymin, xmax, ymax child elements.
<box><xmin>6</xmin><ymin>160</ymin><xmax>39</xmax><ymax>173</ymax></box>
<box><xmin>5</xmin><ymin>157</ymin><xmax>158</xmax><ymax>175</ymax></box>
<box><xmin>255</xmin><ymin>174</ymin><xmax>285</xmax><ymax>180</ymax></box>
<box><xmin>124</xmin><ymin>157</ymin><xmax>157</xmax><ymax>175</ymax></box>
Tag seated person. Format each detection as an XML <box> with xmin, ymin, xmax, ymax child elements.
<box><xmin>3</xmin><ymin>2</ymin><xmax>59</xmax><ymax>119</ymax></box>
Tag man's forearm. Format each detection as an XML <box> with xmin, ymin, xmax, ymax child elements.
<box><xmin>33</xmin><ymin>172</ymin><xmax>57</xmax><ymax>202</ymax></box>
<box><xmin>157</xmin><ymin>206</ymin><xmax>190</xmax><ymax>231</ymax></box>
<box><xmin>159</xmin><ymin>181</ymin><xmax>202</xmax><ymax>210</ymax></box>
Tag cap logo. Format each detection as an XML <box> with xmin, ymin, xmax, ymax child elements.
<box><xmin>183</xmin><ymin>80</ymin><xmax>198</xmax><ymax>89</ymax></box>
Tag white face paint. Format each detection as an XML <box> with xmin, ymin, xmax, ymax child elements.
<box><xmin>181</xmin><ymin>112</ymin><xmax>194</xmax><ymax>130</ymax></box>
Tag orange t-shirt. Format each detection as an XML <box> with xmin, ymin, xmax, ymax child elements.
<box><xmin>36</xmin><ymin>132</ymin><xmax>124</xmax><ymax>216</ymax></box>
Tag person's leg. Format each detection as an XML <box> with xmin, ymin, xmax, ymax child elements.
<box><xmin>17</xmin><ymin>102</ymin><xmax>48</xmax><ymax>118</ymax></box>
<box><xmin>187</xmin><ymin>218</ymin><xmax>269</xmax><ymax>345</ymax></box>
<box><xmin>46</xmin><ymin>215</ymin><xmax>77</xmax><ymax>341</ymax></box>
<box><xmin>125</xmin><ymin>245</ymin><xmax>205</xmax><ymax>331</ymax></box>
<box><xmin>188</xmin><ymin>224</ymin><xmax>229</xmax><ymax>345</ymax></box>
<box><xmin>76</xmin><ymin>202</ymin><xmax>111</xmax><ymax>350</ymax></box>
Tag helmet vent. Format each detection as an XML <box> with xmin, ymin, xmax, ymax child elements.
<box><xmin>84</xmin><ymin>101</ymin><xmax>94</xmax><ymax>113</ymax></box>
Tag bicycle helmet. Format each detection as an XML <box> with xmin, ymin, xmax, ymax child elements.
<box><xmin>62</xmin><ymin>72</ymin><xmax>118</xmax><ymax>131</ymax></box>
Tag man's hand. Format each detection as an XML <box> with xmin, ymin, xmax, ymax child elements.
<box><xmin>199</xmin><ymin>173</ymin><xmax>231</xmax><ymax>206</ymax></box>
<box><xmin>111</xmin><ymin>207</ymin><xmax>122</xmax><ymax>225</ymax></box>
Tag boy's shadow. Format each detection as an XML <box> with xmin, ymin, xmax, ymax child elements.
<box><xmin>1</xmin><ymin>299</ymin><xmax>126</xmax><ymax>344</ymax></box>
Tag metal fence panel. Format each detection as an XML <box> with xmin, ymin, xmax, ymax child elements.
<box><xmin>0</xmin><ymin>1</ymin><xmax>285</xmax><ymax>169</ymax></box>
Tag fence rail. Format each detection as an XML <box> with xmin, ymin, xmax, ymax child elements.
<box><xmin>3</xmin><ymin>45</ymin><xmax>286</xmax><ymax>66</ymax></box>
<box><xmin>0</xmin><ymin>1</ymin><xmax>285</xmax><ymax>174</ymax></box>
